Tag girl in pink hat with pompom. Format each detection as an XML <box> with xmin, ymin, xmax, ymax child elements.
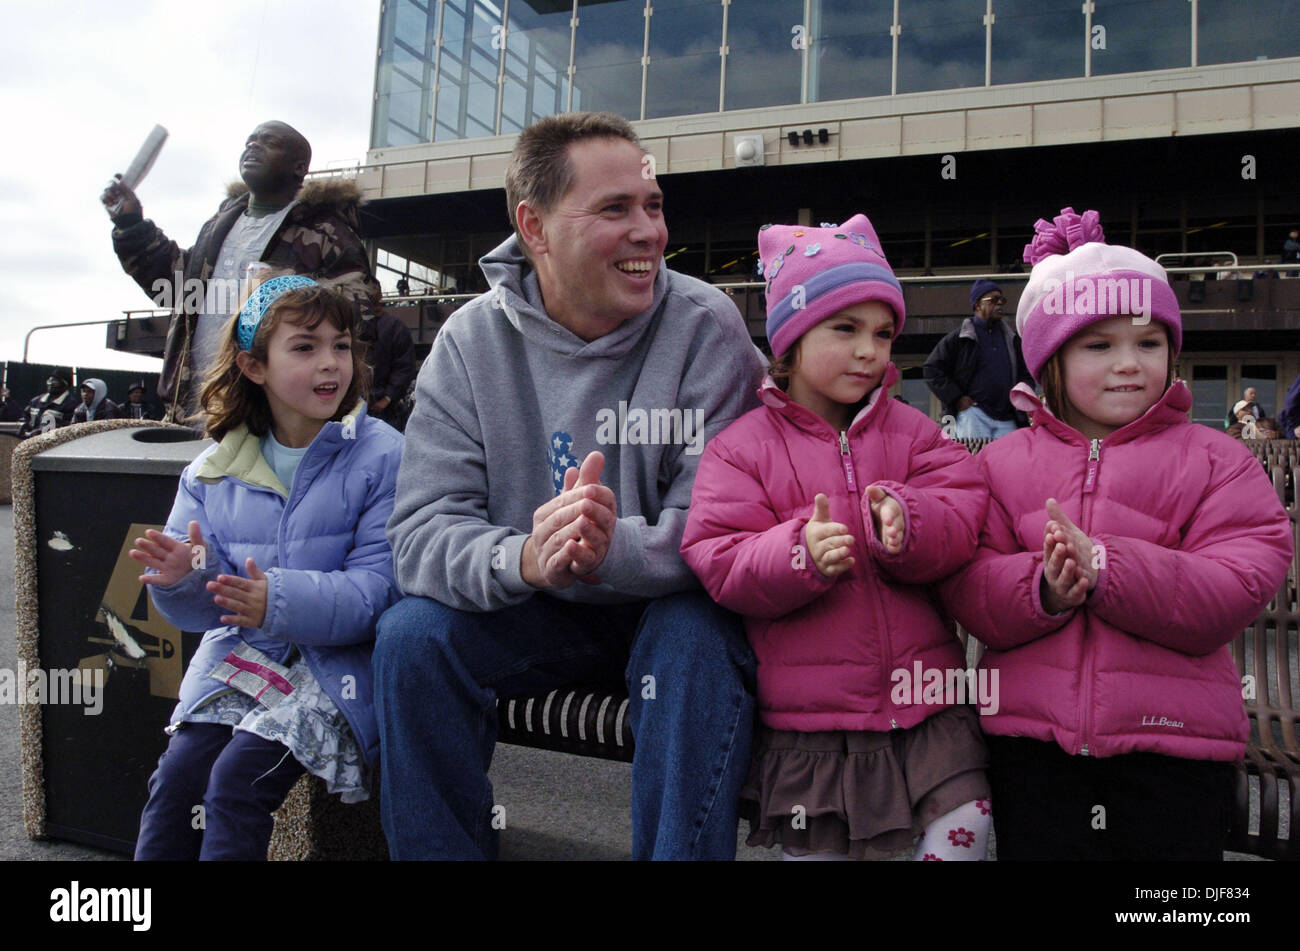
<box><xmin>940</xmin><ymin>208</ymin><xmax>1292</xmax><ymax>860</ymax></box>
<box><xmin>682</xmin><ymin>215</ymin><xmax>993</xmax><ymax>860</ymax></box>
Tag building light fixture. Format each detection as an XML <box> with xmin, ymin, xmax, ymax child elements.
<box><xmin>786</xmin><ymin>128</ymin><xmax>832</xmax><ymax>147</ymax></box>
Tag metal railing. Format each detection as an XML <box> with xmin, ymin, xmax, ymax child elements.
<box><xmin>379</xmin><ymin>261</ymin><xmax>1298</xmax><ymax>304</ymax></box>
<box><xmin>1157</xmin><ymin>251</ymin><xmax>1239</xmax><ymax>268</ymax></box>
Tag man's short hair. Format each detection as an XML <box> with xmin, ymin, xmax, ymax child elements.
<box><xmin>504</xmin><ymin>112</ymin><xmax>643</xmax><ymax>248</ymax></box>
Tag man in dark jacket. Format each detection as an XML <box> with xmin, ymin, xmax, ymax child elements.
<box><xmin>0</xmin><ymin>386</ymin><xmax>21</xmax><ymax>422</ymax></box>
<box><xmin>19</xmin><ymin>369</ymin><xmax>79</xmax><ymax>438</ymax></box>
<box><xmin>71</xmin><ymin>379</ymin><xmax>122</xmax><ymax>424</ymax></box>
<box><xmin>101</xmin><ymin>120</ymin><xmax>380</xmax><ymax>424</ymax></box>
<box><xmin>923</xmin><ymin>279</ymin><xmax>1034</xmax><ymax>438</ymax></box>
<box><xmin>121</xmin><ymin>381</ymin><xmax>164</xmax><ymax>421</ymax></box>
<box><xmin>367</xmin><ymin>307</ymin><xmax>418</xmax><ymax>431</ymax></box>
<box><xmin>1283</xmin><ymin>229</ymin><xmax>1300</xmax><ymax>277</ymax></box>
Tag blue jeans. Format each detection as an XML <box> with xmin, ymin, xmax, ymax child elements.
<box><xmin>955</xmin><ymin>404</ymin><xmax>1018</xmax><ymax>440</ymax></box>
<box><xmin>135</xmin><ymin>723</ymin><xmax>305</xmax><ymax>861</ymax></box>
<box><xmin>372</xmin><ymin>591</ymin><xmax>756</xmax><ymax>860</ymax></box>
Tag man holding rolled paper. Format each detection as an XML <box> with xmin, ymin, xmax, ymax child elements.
<box><xmin>101</xmin><ymin>120</ymin><xmax>380</xmax><ymax>424</ymax></box>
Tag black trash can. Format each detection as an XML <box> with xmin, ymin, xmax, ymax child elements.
<box><xmin>28</xmin><ymin>425</ymin><xmax>211</xmax><ymax>852</ymax></box>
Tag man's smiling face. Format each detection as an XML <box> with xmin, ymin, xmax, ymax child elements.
<box><xmin>525</xmin><ymin>137</ymin><xmax>668</xmax><ymax>341</ymax></box>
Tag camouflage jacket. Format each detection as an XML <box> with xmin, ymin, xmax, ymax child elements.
<box><xmin>111</xmin><ymin>178</ymin><xmax>379</xmax><ymax>420</ymax></box>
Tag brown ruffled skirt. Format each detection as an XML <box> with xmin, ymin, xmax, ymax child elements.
<box><xmin>741</xmin><ymin>705</ymin><xmax>991</xmax><ymax>859</ymax></box>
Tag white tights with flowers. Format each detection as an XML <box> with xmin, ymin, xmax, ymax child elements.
<box><xmin>781</xmin><ymin>798</ymin><xmax>992</xmax><ymax>861</ymax></box>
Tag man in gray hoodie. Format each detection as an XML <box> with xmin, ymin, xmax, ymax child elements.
<box><xmin>375</xmin><ymin>112</ymin><xmax>765</xmax><ymax>859</ymax></box>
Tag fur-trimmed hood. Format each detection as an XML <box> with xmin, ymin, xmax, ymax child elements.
<box><xmin>223</xmin><ymin>177</ymin><xmax>364</xmax><ymax>209</ymax></box>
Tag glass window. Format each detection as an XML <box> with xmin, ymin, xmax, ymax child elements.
<box><xmin>1091</xmin><ymin>0</ymin><xmax>1191</xmax><ymax>75</ymax></box>
<box><xmin>1198</xmin><ymin>0</ymin><xmax>1300</xmax><ymax>65</ymax></box>
<box><xmin>1190</xmin><ymin>364</ymin><xmax>1228</xmax><ymax>428</ymax></box>
<box><xmin>809</xmin><ymin>0</ymin><xmax>893</xmax><ymax>102</ymax></box>
<box><xmin>572</xmin><ymin>0</ymin><xmax>647</xmax><ymax>119</ymax></box>
<box><xmin>397</xmin><ymin>0</ymin><xmax>437</xmax><ymax>48</ymax></box>
<box><xmin>897</xmin><ymin>366</ymin><xmax>936</xmax><ymax>417</ymax></box>
<box><xmin>645</xmin><ymin>0</ymin><xmax>723</xmax><ymax>119</ymax></box>
<box><xmin>500</xmin><ymin>0</ymin><xmax>573</xmax><ymax>133</ymax></box>
<box><xmin>897</xmin><ymin>0</ymin><xmax>987</xmax><ymax>94</ymax></box>
<box><xmin>723</xmin><ymin>0</ymin><xmax>804</xmax><ymax>111</ymax></box>
<box><xmin>388</xmin><ymin>70</ymin><xmax>428</xmax><ymax>143</ymax></box>
<box><xmin>373</xmin><ymin>0</ymin><xmax>440</xmax><ymax>147</ymax></box>
<box><xmin>436</xmin><ymin>1</ymin><xmax>504</xmax><ymax>141</ymax></box>
<box><xmin>992</xmin><ymin>0</ymin><xmax>1084</xmax><ymax>85</ymax></box>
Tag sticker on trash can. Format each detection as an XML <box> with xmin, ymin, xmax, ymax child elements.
<box><xmin>47</xmin><ymin>530</ymin><xmax>75</xmax><ymax>551</ymax></box>
<box><xmin>79</xmin><ymin>523</ymin><xmax>186</xmax><ymax>699</ymax></box>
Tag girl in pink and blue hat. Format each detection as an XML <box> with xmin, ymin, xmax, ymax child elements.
<box><xmin>682</xmin><ymin>215</ymin><xmax>993</xmax><ymax>860</ymax></box>
<box><xmin>940</xmin><ymin>208</ymin><xmax>1292</xmax><ymax>860</ymax></box>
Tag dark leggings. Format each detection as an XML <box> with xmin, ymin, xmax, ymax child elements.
<box><xmin>987</xmin><ymin>736</ymin><xmax>1235</xmax><ymax>861</ymax></box>
<box><xmin>135</xmin><ymin>723</ymin><xmax>306</xmax><ymax>861</ymax></box>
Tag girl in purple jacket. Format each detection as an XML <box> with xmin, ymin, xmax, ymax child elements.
<box><xmin>130</xmin><ymin>277</ymin><xmax>403</xmax><ymax>860</ymax></box>
<box><xmin>682</xmin><ymin>216</ymin><xmax>993</xmax><ymax>860</ymax></box>
<box><xmin>941</xmin><ymin>208</ymin><xmax>1292</xmax><ymax>859</ymax></box>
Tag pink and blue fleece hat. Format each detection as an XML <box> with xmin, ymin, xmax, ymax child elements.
<box><xmin>1016</xmin><ymin>207</ymin><xmax>1182</xmax><ymax>381</ymax></box>
<box><xmin>759</xmin><ymin>214</ymin><xmax>905</xmax><ymax>358</ymax></box>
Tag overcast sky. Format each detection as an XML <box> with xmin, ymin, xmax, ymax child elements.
<box><xmin>0</xmin><ymin>0</ymin><xmax>379</xmax><ymax>386</ymax></box>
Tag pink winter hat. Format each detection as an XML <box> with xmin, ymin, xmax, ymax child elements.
<box><xmin>1016</xmin><ymin>207</ymin><xmax>1182</xmax><ymax>381</ymax></box>
<box><xmin>759</xmin><ymin>214</ymin><xmax>905</xmax><ymax>358</ymax></box>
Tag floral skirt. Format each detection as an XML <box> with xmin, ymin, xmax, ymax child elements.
<box><xmin>177</xmin><ymin>646</ymin><xmax>369</xmax><ymax>803</ymax></box>
<box><xmin>742</xmin><ymin>704</ymin><xmax>991</xmax><ymax>858</ymax></box>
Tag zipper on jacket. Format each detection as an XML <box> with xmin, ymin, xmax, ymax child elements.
<box><xmin>1082</xmin><ymin>438</ymin><xmax>1100</xmax><ymax>494</ymax></box>
<box><xmin>839</xmin><ymin>430</ymin><xmax>898</xmax><ymax>729</ymax></box>
<box><xmin>1077</xmin><ymin>438</ymin><xmax>1101</xmax><ymax>755</ymax></box>
<box><xmin>839</xmin><ymin>431</ymin><xmax>857</xmax><ymax>491</ymax></box>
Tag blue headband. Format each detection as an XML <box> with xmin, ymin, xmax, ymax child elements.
<box><xmin>236</xmin><ymin>275</ymin><xmax>319</xmax><ymax>350</ymax></box>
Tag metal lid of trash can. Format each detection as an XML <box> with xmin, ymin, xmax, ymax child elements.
<box><xmin>31</xmin><ymin>426</ymin><xmax>212</xmax><ymax>475</ymax></box>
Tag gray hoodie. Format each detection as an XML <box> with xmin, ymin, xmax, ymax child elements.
<box><xmin>73</xmin><ymin>378</ymin><xmax>115</xmax><ymax>423</ymax></box>
<box><xmin>387</xmin><ymin>236</ymin><xmax>765</xmax><ymax>611</ymax></box>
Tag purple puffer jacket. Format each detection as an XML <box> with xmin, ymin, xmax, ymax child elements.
<box><xmin>681</xmin><ymin>365</ymin><xmax>988</xmax><ymax>732</ymax></box>
<box><xmin>939</xmin><ymin>381</ymin><xmax>1293</xmax><ymax>761</ymax></box>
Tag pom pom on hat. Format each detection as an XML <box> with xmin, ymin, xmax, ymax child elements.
<box><xmin>759</xmin><ymin>214</ymin><xmax>905</xmax><ymax>358</ymax></box>
<box><xmin>1015</xmin><ymin>207</ymin><xmax>1182</xmax><ymax>381</ymax></box>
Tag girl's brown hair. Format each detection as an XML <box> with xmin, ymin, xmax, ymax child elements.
<box><xmin>195</xmin><ymin>283</ymin><xmax>371</xmax><ymax>440</ymax></box>
<box><xmin>1038</xmin><ymin>326</ymin><xmax>1176</xmax><ymax>419</ymax></box>
<box><xmin>767</xmin><ymin>345</ymin><xmax>795</xmax><ymax>391</ymax></box>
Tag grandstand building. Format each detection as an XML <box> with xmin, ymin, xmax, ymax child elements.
<box><xmin>118</xmin><ymin>1</ymin><xmax>1300</xmax><ymax>423</ymax></box>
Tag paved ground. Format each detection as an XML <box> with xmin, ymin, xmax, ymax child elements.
<box><xmin>0</xmin><ymin>501</ymin><xmax>1273</xmax><ymax>861</ymax></box>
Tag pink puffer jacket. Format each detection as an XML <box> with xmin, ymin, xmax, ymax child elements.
<box><xmin>939</xmin><ymin>381</ymin><xmax>1293</xmax><ymax>761</ymax></box>
<box><xmin>681</xmin><ymin>365</ymin><xmax>988</xmax><ymax>732</ymax></box>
